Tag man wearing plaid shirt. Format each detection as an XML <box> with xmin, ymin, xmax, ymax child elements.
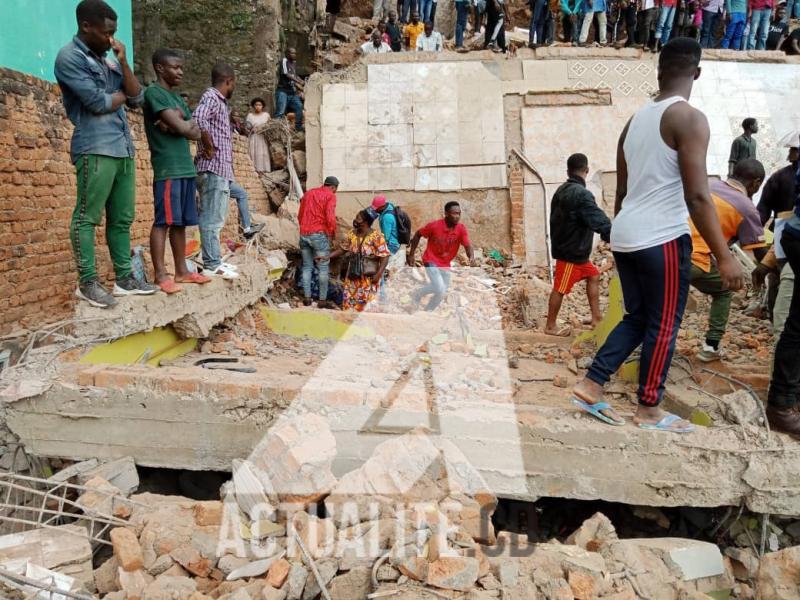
<box><xmin>193</xmin><ymin>63</ymin><xmax>238</xmax><ymax>279</ymax></box>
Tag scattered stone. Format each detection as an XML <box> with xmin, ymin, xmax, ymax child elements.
<box><xmin>478</xmin><ymin>573</ymin><xmax>501</xmax><ymax>590</ymax></box>
<box><xmin>427</xmin><ymin>556</ymin><xmax>480</xmax><ymax>592</ymax></box>
<box><xmin>552</xmin><ymin>374</ymin><xmax>569</xmax><ymax>388</ymax></box>
<box><xmin>158</xmin><ymin>564</ymin><xmax>190</xmax><ymax>579</ymax></box>
<box><xmin>377</xmin><ymin>563</ymin><xmax>402</xmax><ymax>581</ymax></box>
<box><xmin>724</xmin><ymin>547</ymin><xmax>760</xmax><ymax>580</ymax></box>
<box><xmin>118</xmin><ymin>568</ymin><xmax>151</xmax><ymax>599</ymax></box>
<box><xmin>395</xmin><ymin>556</ymin><xmax>428</xmax><ymax>582</ymax></box>
<box><xmin>148</xmin><ymin>554</ymin><xmax>174</xmax><ymax>577</ymax></box>
<box><xmin>301</xmin><ymin>558</ymin><xmax>338</xmax><ymax>600</ymax></box>
<box><xmin>289</xmin><ymin>511</ymin><xmax>337</xmax><ymax>560</ymax></box>
<box><xmin>141</xmin><ymin>575</ymin><xmax>197</xmax><ymax>600</ymax></box>
<box><xmin>77</xmin><ymin>456</ymin><xmax>139</xmax><ymax>496</ymax></box>
<box><xmin>77</xmin><ymin>476</ymin><xmax>123</xmax><ymax>517</ymax></box>
<box><xmin>111</xmin><ymin>527</ymin><xmax>145</xmax><ymax>572</ymax></box>
<box><xmin>194</xmin><ymin>501</ymin><xmax>224</xmax><ymax>526</ymax></box>
<box><xmin>757</xmin><ymin>545</ymin><xmax>800</xmax><ymax>600</ymax></box>
<box><xmin>227</xmin><ymin>552</ymin><xmax>285</xmax><ymax>581</ymax></box>
<box><xmin>170</xmin><ymin>545</ymin><xmax>212</xmax><ymax>578</ymax></box>
<box><xmin>329</xmin><ymin>565</ymin><xmax>371</xmax><ymax>600</ymax></box>
<box><xmin>253</xmin><ymin>519</ymin><xmax>287</xmax><ymax>539</ymax></box>
<box><xmin>496</xmin><ymin>561</ymin><xmax>517</xmax><ymax>587</ymax></box>
<box><xmin>267</xmin><ymin>558</ymin><xmax>291</xmax><ymax>588</ymax></box>
<box><xmin>286</xmin><ymin>563</ymin><xmax>308</xmax><ymax>600</ymax></box>
<box><xmin>263</xmin><ymin>584</ymin><xmax>289</xmax><ymax>600</ymax></box>
<box><xmin>565</xmin><ymin>512</ymin><xmax>619</xmax><ymax>551</ymax></box>
<box><xmin>94</xmin><ymin>556</ymin><xmax>120</xmax><ymax>595</ymax></box>
<box><xmin>568</xmin><ymin>570</ymin><xmax>598</xmax><ymax>600</ymax></box>
<box><xmin>218</xmin><ymin>555</ymin><xmax>251</xmax><ymax>577</ymax></box>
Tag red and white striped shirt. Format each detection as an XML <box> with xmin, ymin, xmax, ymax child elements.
<box><xmin>193</xmin><ymin>87</ymin><xmax>234</xmax><ymax>180</ymax></box>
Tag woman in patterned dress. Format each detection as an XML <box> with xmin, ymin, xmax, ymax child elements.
<box><xmin>245</xmin><ymin>97</ymin><xmax>271</xmax><ymax>173</ymax></box>
<box><xmin>328</xmin><ymin>209</ymin><xmax>390</xmax><ymax>311</ymax></box>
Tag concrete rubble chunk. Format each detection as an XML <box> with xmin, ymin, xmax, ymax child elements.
<box><xmin>218</xmin><ymin>555</ymin><xmax>251</xmax><ymax>577</ymax></box>
<box><xmin>118</xmin><ymin>567</ymin><xmax>152</xmax><ymax>600</ymax></box>
<box><xmin>250</xmin><ymin>413</ymin><xmax>338</xmax><ymax>508</ymax></box>
<box><xmin>0</xmin><ymin>524</ymin><xmax>94</xmax><ymax>590</ymax></box>
<box><xmin>226</xmin><ymin>551</ymin><xmax>285</xmax><ymax>581</ymax></box>
<box><xmin>394</xmin><ymin>556</ymin><xmax>428</xmax><ymax>582</ymax></box>
<box><xmin>170</xmin><ymin>545</ymin><xmax>212</xmax><ymax>578</ymax></box>
<box><xmin>286</xmin><ymin>563</ymin><xmax>308</xmax><ymax>600</ymax></box>
<box><xmin>289</xmin><ymin>511</ymin><xmax>337</xmax><ymax>560</ymax></box>
<box><xmin>565</xmin><ymin>512</ymin><xmax>618</xmax><ymax>551</ymax></box>
<box><xmin>141</xmin><ymin>575</ymin><xmax>197</xmax><ymax>600</ymax></box>
<box><xmin>48</xmin><ymin>458</ymin><xmax>100</xmax><ymax>483</ymax></box>
<box><xmin>252</xmin><ymin>519</ymin><xmax>286</xmax><ymax>539</ymax></box>
<box><xmin>158</xmin><ymin>563</ymin><xmax>190</xmax><ymax>579</ymax></box>
<box><xmin>77</xmin><ymin>456</ymin><xmax>139</xmax><ymax>496</ymax></box>
<box><xmin>231</xmin><ymin>458</ymin><xmax>278</xmax><ymax>522</ymax></box>
<box><xmin>756</xmin><ymin>545</ymin><xmax>800</xmax><ymax>600</ymax></box>
<box><xmin>301</xmin><ymin>558</ymin><xmax>338</xmax><ymax>600</ymax></box>
<box><xmin>426</xmin><ymin>556</ymin><xmax>480</xmax><ymax>592</ymax></box>
<box><xmin>148</xmin><ymin>554</ymin><xmax>174</xmax><ymax>577</ymax></box>
<box><xmin>111</xmin><ymin>527</ymin><xmax>145</xmax><ymax>572</ymax></box>
<box><xmin>76</xmin><ymin>475</ymin><xmax>124</xmax><ymax>517</ymax></box>
<box><xmin>194</xmin><ymin>501</ymin><xmax>224</xmax><ymax>527</ymax></box>
<box><xmin>267</xmin><ymin>557</ymin><xmax>292</xmax><ymax>588</ymax></box>
<box><xmin>95</xmin><ymin>556</ymin><xmax>120</xmax><ymax>595</ymax></box>
<box><xmin>329</xmin><ymin>565</ymin><xmax>371</xmax><ymax>600</ymax></box>
<box><xmin>263</xmin><ymin>584</ymin><xmax>289</xmax><ymax>600</ymax></box>
<box><xmin>724</xmin><ymin>546</ymin><xmax>759</xmax><ymax>580</ymax></box>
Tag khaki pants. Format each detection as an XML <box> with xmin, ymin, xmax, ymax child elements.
<box><xmin>774</xmin><ymin>263</ymin><xmax>795</xmax><ymax>337</ymax></box>
<box><xmin>580</xmin><ymin>10</ymin><xmax>607</xmax><ymax>44</ymax></box>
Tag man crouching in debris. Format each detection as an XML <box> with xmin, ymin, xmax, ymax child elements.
<box><xmin>55</xmin><ymin>0</ymin><xmax>159</xmax><ymax>308</ymax></box>
<box><xmin>143</xmin><ymin>48</ymin><xmax>212</xmax><ymax>294</ymax></box>
<box><xmin>570</xmin><ymin>38</ymin><xmax>743</xmax><ymax>433</ymax></box>
<box><xmin>544</xmin><ymin>153</ymin><xmax>611</xmax><ymax>337</ymax></box>
<box><xmin>407</xmin><ymin>201</ymin><xmax>476</xmax><ymax>311</ymax></box>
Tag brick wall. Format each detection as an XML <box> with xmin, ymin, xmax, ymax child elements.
<box><xmin>508</xmin><ymin>158</ymin><xmax>525</xmax><ymax>262</ymax></box>
<box><xmin>0</xmin><ymin>68</ymin><xmax>269</xmax><ymax>335</ymax></box>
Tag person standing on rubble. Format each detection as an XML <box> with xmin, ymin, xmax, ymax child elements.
<box><xmin>570</xmin><ymin>38</ymin><xmax>744</xmax><ymax>433</ymax></box>
<box><xmin>193</xmin><ymin>63</ymin><xmax>238</xmax><ymax>280</ymax></box>
<box><xmin>298</xmin><ymin>177</ymin><xmax>339</xmax><ymax>309</ymax></box>
<box><xmin>544</xmin><ymin>153</ymin><xmax>611</xmax><ymax>337</ymax></box>
<box><xmin>142</xmin><ymin>48</ymin><xmax>213</xmax><ymax>295</ymax></box>
<box><xmin>274</xmin><ymin>48</ymin><xmax>305</xmax><ymax>133</ymax></box>
<box><xmin>407</xmin><ymin>202</ymin><xmax>477</xmax><ymax>311</ymax></box>
<box><xmin>54</xmin><ymin>0</ymin><xmax>159</xmax><ymax>308</ymax></box>
<box><xmin>689</xmin><ymin>159</ymin><xmax>767</xmax><ymax>363</ymax></box>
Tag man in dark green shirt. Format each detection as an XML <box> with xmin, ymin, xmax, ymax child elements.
<box><xmin>143</xmin><ymin>48</ymin><xmax>211</xmax><ymax>293</ymax></box>
<box><xmin>728</xmin><ymin>117</ymin><xmax>758</xmax><ymax>176</ymax></box>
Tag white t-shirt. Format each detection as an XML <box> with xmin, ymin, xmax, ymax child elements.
<box><xmin>361</xmin><ymin>41</ymin><xmax>393</xmax><ymax>54</ymax></box>
<box><xmin>416</xmin><ymin>31</ymin><xmax>443</xmax><ymax>51</ymax></box>
<box><xmin>611</xmin><ymin>96</ymin><xmax>692</xmax><ymax>253</ymax></box>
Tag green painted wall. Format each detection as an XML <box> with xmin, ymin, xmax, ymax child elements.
<box><xmin>0</xmin><ymin>0</ymin><xmax>133</xmax><ymax>82</ymax></box>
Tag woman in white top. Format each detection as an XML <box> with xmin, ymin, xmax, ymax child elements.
<box><xmin>245</xmin><ymin>97</ymin><xmax>271</xmax><ymax>173</ymax></box>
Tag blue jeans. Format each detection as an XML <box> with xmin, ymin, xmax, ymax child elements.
<box><xmin>300</xmin><ymin>233</ymin><xmax>330</xmax><ymax>301</ymax></box>
<box><xmin>420</xmin><ymin>0</ymin><xmax>433</xmax><ymax>22</ymax></box>
<box><xmin>402</xmin><ymin>0</ymin><xmax>417</xmax><ymax>21</ymax></box>
<box><xmin>274</xmin><ymin>90</ymin><xmax>304</xmax><ymax>130</ymax></box>
<box><xmin>720</xmin><ymin>12</ymin><xmax>746</xmax><ymax>49</ymax></box>
<box><xmin>700</xmin><ymin>9</ymin><xmax>721</xmax><ymax>47</ymax></box>
<box><xmin>455</xmin><ymin>1</ymin><xmax>469</xmax><ymax>46</ymax></box>
<box><xmin>529</xmin><ymin>0</ymin><xmax>549</xmax><ymax>44</ymax></box>
<box><xmin>747</xmin><ymin>9</ymin><xmax>770</xmax><ymax>50</ymax></box>
<box><xmin>654</xmin><ymin>5</ymin><xmax>676</xmax><ymax>44</ymax></box>
<box><xmin>786</xmin><ymin>0</ymin><xmax>800</xmax><ymax>20</ymax></box>
<box><xmin>587</xmin><ymin>235</ymin><xmax>691</xmax><ymax>407</ymax></box>
<box><xmin>413</xmin><ymin>264</ymin><xmax>452</xmax><ymax>311</ymax></box>
<box><xmin>197</xmin><ymin>172</ymin><xmax>230</xmax><ymax>270</ymax></box>
<box><xmin>228</xmin><ymin>180</ymin><xmax>251</xmax><ymax>230</ymax></box>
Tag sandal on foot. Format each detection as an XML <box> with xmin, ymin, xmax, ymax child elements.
<box><xmin>571</xmin><ymin>397</ymin><xmax>625</xmax><ymax>426</ymax></box>
<box><xmin>637</xmin><ymin>413</ymin><xmax>694</xmax><ymax>433</ymax></box>
<box><xmin>176</xmin><ymin>272</ymin><xmax>212</xmax><ymax>284</ymax></box>
<box><xmin>545</xmin><ymin>325</ymin><xmax>572</xmax><ymax>337</ymax></box>
<box><xmin>158</xmin><ymin>279</ymin><xmax>182</xmax><ymax>294</ymax></box>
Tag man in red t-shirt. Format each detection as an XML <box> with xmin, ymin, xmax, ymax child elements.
<box><xmin>406</xmin><ymin>201</ymin><xmax>475</xmax><ymax>310</ymax></box>
<box><xmin>298</xmin><ymin>176</ymin><xmax>338</xmax><ymax>308</ymax></box>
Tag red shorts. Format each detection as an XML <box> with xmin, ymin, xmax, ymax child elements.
<box><xmin>553</xmin><ymin>260</ymin><xmax>599</xmax><ymax>295</ymax></box>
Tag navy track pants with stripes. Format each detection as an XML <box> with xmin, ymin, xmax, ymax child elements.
<box><xmin>587</xmin><ymin>235</ymin><xmax>691</xmax><ymax>407</ymax></box>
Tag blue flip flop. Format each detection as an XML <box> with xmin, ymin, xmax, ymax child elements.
<box><xmin>637</xmin><ymin>413</ymin><xmax>695</xmax><ymax>434</ymax></box>
<box><xmin>571</xmin><ymin>397</ymin><xmax>625</xmax><ymax>426</ymax></box>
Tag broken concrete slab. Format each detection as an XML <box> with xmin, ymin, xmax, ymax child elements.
<box><xmin>77</xmin><ymin>456</ymin><xmax>139</xmax><ymax>496</ymax></box>
<box><xmin>0</xmin><ymin>525</ymin><xmax>94</xmax><ymax>591</ymax></box>
<box><xmin>73</xmin><ymin>261</ymin><xmax>270</xmax><ymax>339</ymax></box>
<box><xmin>756</xmin><ymin>545</ymin><xmax>800</xmax><ymax>600</ymax></box>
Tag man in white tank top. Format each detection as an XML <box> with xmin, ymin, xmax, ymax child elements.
<box><xmin>570</xmin><ymin>37</ymin><xmax>744</xmax><ymax>433</ymax></box>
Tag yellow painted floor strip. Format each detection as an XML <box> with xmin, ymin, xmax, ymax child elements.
<box><xmin>260</xmin><ymin>307</ymin><xmax>374</xmax><ymax>341</ymax></box>
<box><xmin>80</xmin><ymin>326</ymin><xmax>197</xmax><ymax>366</ymax></box>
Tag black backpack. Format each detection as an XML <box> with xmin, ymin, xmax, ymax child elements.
<box><xmin>389</xmin><ymin>206</ymin><xmax>412</xmax><ymax>245</ymax></box>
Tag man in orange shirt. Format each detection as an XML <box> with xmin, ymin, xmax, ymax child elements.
<box><xmin>689</xmin><ymin>158</ymin><xmax>767</xmax><ymax>362</ymax></box>
<box><xmin>298</xmin><ymin>176</ymin><xmax>339</xmax><ymax>308</ymax></box>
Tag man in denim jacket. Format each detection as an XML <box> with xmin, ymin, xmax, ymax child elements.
<box><xmin>54</xmin><ymin>0</ymin><xmax>157</xmax><ymax>308</ymax></box>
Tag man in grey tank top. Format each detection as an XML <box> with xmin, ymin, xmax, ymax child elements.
<box><xmin>570</xmin><ymin>38</ymin><xmax>744</xmax><ymax>433</ymax></box>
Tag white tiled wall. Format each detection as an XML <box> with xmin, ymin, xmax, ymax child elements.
<box><xmin>321</xmin><ymin>62</ymin><xmax>508</xmax><ymax>192</ymax></box>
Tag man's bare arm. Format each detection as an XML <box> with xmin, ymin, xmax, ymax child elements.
<box><xmin>615</xmin><ymin>118</ymin><xmax>632</xmax><ymax>216</ymax></box>
<box><xmin>406</xmin><ymin>231</ymin><xmax>422</xmax><ymax>266</ymax></box>
<box><xmin>670</xmin><ymin>105</ymin><xmax>744</xmax><ymax>290</ymax></box>
<box><xmin>157</xmin><ymin>108</ymin><xmax>201</xmax><ymax>140</ymax></box>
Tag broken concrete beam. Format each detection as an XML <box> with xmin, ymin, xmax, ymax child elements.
<box><xmin>48</xmin><ymin>458</ymin><xmax>99</xmax><ymax>483</ymax></box>
<box><xmin>73</xmin><ymin>261</ymin><xmax>270</xmax><ymax>339</ymax></box>
<box><xmin>0</xmin><ymin>524</ymin><xmax>94</xmax><ymax>591</ymax></box>
<box><xmin>77</xmin><ymin>456</ymin><xmax>139</xmax><ymax>496</ymax></box>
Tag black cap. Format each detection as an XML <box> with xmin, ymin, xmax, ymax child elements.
<box><xmin>324</xmin><ymin>176</ymin><xmax>339</xmax><ymax>187</ymax></box>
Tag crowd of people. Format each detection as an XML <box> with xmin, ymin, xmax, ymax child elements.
<box><xmin>350</xmin><ymin>0</ymin><xmax>800</xmax><ymax>53</ymax></box>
